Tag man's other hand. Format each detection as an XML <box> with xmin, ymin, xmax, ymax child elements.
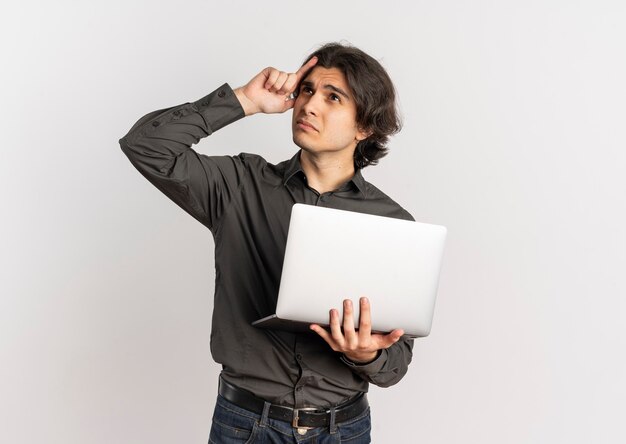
<box><xmin>234</xmin><ymin>56</ymin><xmax>318</xmax><ymax>116</ymax></box>
<box><xmin>310</xmin><ymin>297</ymin><xmax>404</xmax><ymax>364</ymax></box>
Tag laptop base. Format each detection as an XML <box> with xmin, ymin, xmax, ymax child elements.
<box><xmin>252</xmin><ymin>314</ymin><xmax>417</xmax><ymax>338</ymax></box>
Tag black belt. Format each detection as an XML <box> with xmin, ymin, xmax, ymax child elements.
<box><xmin>218</xmin><ymin>378</ymin><xmax>369</xmax><ymax>428</ymax></box>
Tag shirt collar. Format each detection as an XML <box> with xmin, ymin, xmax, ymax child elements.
<box><xmin>282</xmin><ymin>151</ymin><xmax>367</xmax><ymax>196</ymax></box>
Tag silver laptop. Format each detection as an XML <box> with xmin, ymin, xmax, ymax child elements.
<box><xmin>252</xmin><ymin>203</ymin><xmax>447</xmax><ymax>338</ymax></box>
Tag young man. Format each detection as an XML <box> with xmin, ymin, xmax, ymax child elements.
<box><xmin>120</xmin><ymin>43</ymin><xmax>414</xmax><ymax>443</ymax></box>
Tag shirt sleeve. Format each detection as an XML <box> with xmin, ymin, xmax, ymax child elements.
<box><xmin>119</xmin><ymin>84</ymin><xmax>246</xmax><ymax>231</ymax></box>
<box><xmin>340</xmin><ymin>336</ymin><xmax>414</xmax><ymax>388</ymax></box>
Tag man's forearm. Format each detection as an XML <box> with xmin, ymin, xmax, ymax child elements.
<box><xmin>341</xmin><ymin>337</ymin><xmax>414</xmax><ymax>388</ymax></box>
<box><xmin>120</xmin><ymin>84</ymin><xmax>244</xmax><ymax>159</ymax></box>
<box><xmin>233</xmin><ymin>87</ymin><xmax>259</xmax><ymax>116</ymax></box>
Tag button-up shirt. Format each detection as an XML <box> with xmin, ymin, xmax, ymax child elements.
<box><xmin>119</xmin><ymin>84</ymin><xmax>415</xmax><ymax>408</ymax></box>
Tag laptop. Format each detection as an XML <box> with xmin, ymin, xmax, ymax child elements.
<box><xmin>252</xmin><ymin>203</ymin><xmax>447</xmax><ymax>338</ymax></box>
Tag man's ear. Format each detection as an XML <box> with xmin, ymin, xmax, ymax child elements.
<box><xmin>356</xmin><ymin>127</ymin><xmax>373</xmax><ymax>142</ymax></box>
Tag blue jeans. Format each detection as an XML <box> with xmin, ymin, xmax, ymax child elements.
<box><xmin>208</xmin><ymin>395</ymin><xmax>372</xmax><ymax>443</ymax></box>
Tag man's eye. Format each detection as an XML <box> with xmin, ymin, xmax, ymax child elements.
<box><xmin>301</xmin><ymin>86</ymin><xmax>313</xmax><ymax>94</ymax></box>
<box><xmin>330</xmin><ymin>94</ymin><xmax>340</xmax><ymax>102</ymax></box>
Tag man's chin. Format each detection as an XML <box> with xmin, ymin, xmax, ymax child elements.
<box><xmin>292</xmin><ymin>134</ymin><xmax>311</xmax><ymax>151</ymax></box>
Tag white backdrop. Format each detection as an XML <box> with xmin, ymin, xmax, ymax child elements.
<box><xmin>1</xmin><ymin>1</ymin><xmax>625</xmax><ymax>443</ymax></box>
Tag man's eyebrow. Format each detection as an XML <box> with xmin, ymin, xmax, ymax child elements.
<box><xmin>300</xmin><ymin>80</ymin><xmax>351</xmax><ymax>101</ymax></box>
<box><xmin>324</xmin><ymin>84</ymin><xmax>350</xmax><ymax>100</ymax></box>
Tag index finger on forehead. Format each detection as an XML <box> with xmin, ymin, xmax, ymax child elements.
<box><xmin>295</xmin><ymin>56</ymin><xmax>318</xmax><ymax>81</ymax></box>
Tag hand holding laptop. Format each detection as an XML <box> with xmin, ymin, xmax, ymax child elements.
<box><xmin>310</xmin><ymin>297</ymin><xmax>404</xmax><ymax>363</ymax></box>
<box><xmin>252</xmin><ymin>204</ymin><xmax>447</xmax><ymax>338</ymax></box>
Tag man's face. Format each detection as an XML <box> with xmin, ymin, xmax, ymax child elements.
<box><xmin>292</xmin><ymin>67</ymin><xmax>368</xmax><ymax>157</ymax></box>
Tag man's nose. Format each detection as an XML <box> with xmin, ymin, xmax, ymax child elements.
<box><xmin>302</xmin><ymin>93</ymin><xmax>322</xmax><ymax>116</ymax></box>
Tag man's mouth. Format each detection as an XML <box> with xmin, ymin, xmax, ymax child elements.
<box><xmin>296</xmin><ymin>119</ymin><xmax>318</xmax><ymax>132</ymax></box>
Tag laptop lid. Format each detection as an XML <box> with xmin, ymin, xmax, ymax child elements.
<box><xmin>252</xmin><ymin>203</ymin><xmax>447</xmax><ymax>338</ymax></box>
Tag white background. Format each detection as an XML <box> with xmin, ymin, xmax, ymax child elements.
<box><xmin>1</xmin><ymin>1</ymin><xmax>625</xmax><ymax>443</ymax></box>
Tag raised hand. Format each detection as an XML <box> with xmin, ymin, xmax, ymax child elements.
<box><xmin>310</xmin><ymin>297</ymin><xmax>405</xmax><ymax>364</ymax></box>
<box><xmin>234</xmin><ymin>56</ymin><xmax>318</xmax><ymax>116</ymax></box>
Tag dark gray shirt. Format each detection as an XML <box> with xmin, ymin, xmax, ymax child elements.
<box><xmin>119</xmin><ymin>84</ymin><xmax>414</xmax><ymax>408</ymax></box>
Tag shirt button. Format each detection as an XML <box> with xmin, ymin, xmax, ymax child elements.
<box><xmin>218</xmin><ymin>90</ymin><xmax>226</xmax><ymax>98</ymax></box>
<box><xmin>296</xmin><ymin>386</ymin><xmax>303</xmax><ymax>392</ymax></box>
<box><xmin>152</xmin><ymin>121</ymin><xmax>160</xmax><ymax>127</ymax></box>
<box><xmin>173</xmin><ymin>110</ymin><xmax>181</xmax><ymax>116</ymax></box>
<box><xmin>296</xmin><ymin>354</ymin><xmax>302</xmax><ymax>361</ymax></box>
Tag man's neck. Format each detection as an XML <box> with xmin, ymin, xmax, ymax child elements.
<box><xmin>299</xmin><ymin>149</ymin><xmax>356</xmax><ymax>194</ymax></box>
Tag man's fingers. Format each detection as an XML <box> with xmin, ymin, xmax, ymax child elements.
<box><xmin>342</xmin><ymin>299</ymin><xmax>356</xmax><ymax>333</ymax></box>
<box><xmin>343</xmin><ymin>299</ymin><xmax>359</xmax><ymax>348</ymax></box>
<box><xmin>263</xmin><ymin>69</ymin><xmax>299</xmax><ymax>97</ymax></box>
<box><xmin>295</xmin><ymin>56</ymin><xmax>318</xmax><ymax>82</ymax></box>
<box><xmin>357</xmin><ymin>297</ymin><xmax>372</xmax><ymax>341</ymax></box>
<box><xmin>260</xmin><ymin>56</ymin><xmax>317</xmax><ymax>97</ymax></box>
<box><xmin>280</xmin><ymin>73</ymin><xmax>299</xmax><ymax>96</ymax></box>
<box><xmin>264</xmin><ymin>68</ymin><xmax>280</xmax><ymax>90</ymax></box>
<box><xmin>310</xmin><ymin>324</ymin><xmax>333</xmax><ymax>345</ymax></box>
<box><xmin>280</xmin><ymin>97</ymin><xmax>296</xmax><ymax>113</ymax></box>
<box><xmin>271</xmin><ymin>71</ymin><xmax>289</xmax><ymax>93</ymax></box>
<box><xmin>329</xmin><ymin>308</ymin><xmax>343</xmax><ymax>343</ymax></box>
<box><xmin>376</xmin><ymin>329</ymin><xmax>404</xmax><ymax>349</ymax></box>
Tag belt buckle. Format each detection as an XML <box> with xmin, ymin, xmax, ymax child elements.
<box><xmin>292</xmin><ymin>407</ymin><xmax>318</xmax><ymax>429</ymax></box>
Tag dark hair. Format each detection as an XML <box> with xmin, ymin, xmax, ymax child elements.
<box><xmin>300</xmin><ymin>42</ymin><xmax>402</xmax><ymax>169</ymax></box>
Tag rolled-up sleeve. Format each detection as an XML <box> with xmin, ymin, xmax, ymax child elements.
<box><xmin>119</xmin><ymin>84</ymin><xmax>246</xmax><ymax>230</ymax></box>
<box><xmin>340</xmin><ymin>337</ymin><xmax>414</xmax><ymax>388</ymax></box>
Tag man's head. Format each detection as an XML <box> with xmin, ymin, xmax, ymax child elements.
<box><xmin>292</xmin><ymin>42</ymin><xmax>402</xmax><ymax>169</ymax></box>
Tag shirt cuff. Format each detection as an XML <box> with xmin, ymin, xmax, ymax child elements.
<box><xmin>340</xmin><ymin>349</ymin><xmax>387</xmax><ymax>376</ymax></box>
<box><xmin>192</xmin><ymin>83</ymin><xmax>245</xmax><ymax>133</ymax></box>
